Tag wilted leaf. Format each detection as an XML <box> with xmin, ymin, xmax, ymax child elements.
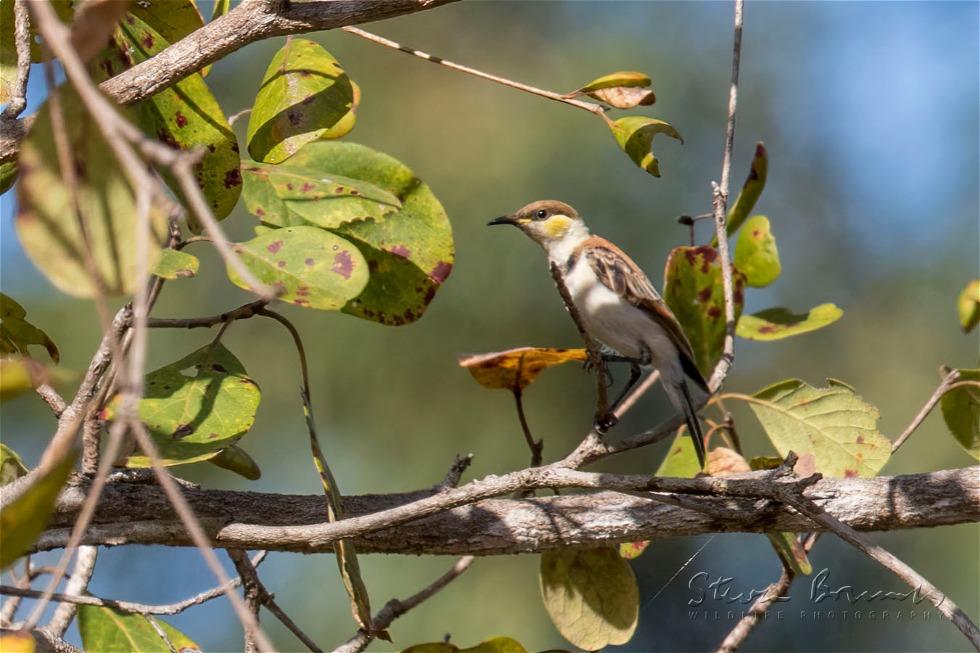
<box><xmin>208</xmin><ymin>444</ymin><xmax>261</xmax><ymax>480</ymax></box>
<box><xmin>94</xmin><ymin>13</ymin><xmax>241</xmax><ymax>224</ymax></box>
<box><xmin>1</xmin><ymin>293</ymin><xmax>59</xmax><ymax>362</ymax></box>
<box><xmin>151</xmin><ymin>249</ymin><xmax>199</xmax><ymax>280</ymax></box>
<box><xmin>618</xmin><ymin>540</ymin><xmax>650</xmax><ymax>560</ymax></box>
<box><xmin>78</xmin><ymin>606</ymin><xmax>200</xmax><ymax>653</ymax></box>
<box><xmin>16</xmin><ymin>87</ymin><xmax>167</xmax><ymax>297</ymax></box>
<box><xmin>108</xmin><ymin>343</ymin><xmax>260</xmax><ymax>467</ymax></box>
<box><xmin>321</xmin><ymin>79</ymin><xmax>360</xmax><ymax>140</ymax></box>
<box><xmin>940</xmin><ymin>369</ymin><xmax>979</xmax><ymax>459</ymax></box>
<box><xmin>716</xmin><ymin>142</ymin><xmax>768</xmax><ymax>243</ymax></box>
<box><xmin>705</xmin><ymin>445</ymin><xmax>751</xmax><ymax>475</ymax></box>
<box><xmin>0</xmin><ymin>443</ymin><xmax>29</xmax><ymax>485</ymax></box>
<box><xmin>275</xmin><ymin>141</ymin><xmax>455</xmax><ymax>325</ymax></box>
<box><xmin>458</xmin><ymin>347</ymin><xmax>587</xmax><ymax>392</ymax></box>
<box><xmin>663</xmin><ymin>246</ymin><xmax>745</xmax><ymax>376</ymax></box>
<box><xmin>745</xmin><ymin>378</ymin><xmax>889</xmax><ymax>477</ymax></box>
<box><xmin>0</xmin><ymin>449</ymin><xmax>76</xmax><ymax>569</ymax></box>
<box><xmin>1</xmin><ymin>356</ymin><xmax>53</xmax><ymax>401</ymax></box>
<box><xmin>540</xmin><ymin>547</ymin><xmax>638</xmax><ymax>650</ymax></box>
<box><xmin>247</xmin><ymin>39</ymin><xmax>353</xmax><ymax>164</ymax></box>
<box><xmin>957</xmin><ymin>280</ymin><xmax>980</xmax><ymax>333</ymax></box>
<box><xmin>737</xmin><ymin>304</ymin><xmax>843</xmax><ymax>341</ymax></box>
<box><xmin>228</xmin><ymin>225</ymin><xmax>369</xmax><ymax>309</ymax></box>
<box><xmin>575</xmin><ymin>71</ymin><xmax>651</xmax><ymax>93</ymax></box>
<box><xmin>610</xmin><ymin>116</ymin><xmax>683</xmax><ymax>177</ymax></box>
<box><xmin>734</xmin><ymin>215</ymin><xmax>780</xmax><ymax>287</ymax></box>
<box><xmin>569</xmin><ymin>71</ymin><xmax>655</xmax><ymax>109</ymax></box>
<box><xmin>241</xmin><ymin>157</ymin><xmax>400</xmax><ymax>229</ymax></box>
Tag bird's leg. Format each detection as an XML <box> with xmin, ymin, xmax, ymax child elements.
<box><xmin>596</xmin><ymin>358</ymin><xmax>645</xmax><ymax>433</ymax></box>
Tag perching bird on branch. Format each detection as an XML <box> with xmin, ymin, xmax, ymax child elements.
<box><xmin>489</xmin><ymin>199</ymin><xmax>708</xmax><ymax>467</ymax></box>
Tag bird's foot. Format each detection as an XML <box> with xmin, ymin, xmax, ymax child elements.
<box><xmin>583</xmin><ymin>358</ymin><xmax>615</xmax><ymax>387</ymax></box>
<box><xmin>595</xmin><ymin>411</ymin><xmax>619</xmax><ymax>433</ymax></box>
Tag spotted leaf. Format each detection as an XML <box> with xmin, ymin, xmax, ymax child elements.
<box><xmin>734</xmin><ymin>215</ymin><xmax>780</xmax><ymax>287</ymax></box>
<box><xmin>737</xmin><ymin>304</ymin><xmax>843</xmax><ymax>341</ymax></box>
<box><xmin>228</xmin><ymin>226</ymin><xmax>369</xmax><ymax>310</ymax></box>
<box><xmin>458</xmin><ymin>347</ymin><xmax>587</xmax><ymax>392</ymax></box>
<box><xmin>151</xmin><ymin>249</ymin><xmax>199</xmax><ymax>280</ymax></box>
<box><xmin>107</xmin><ymin>343</ymin><xmax>261</xmax><ymax>467</ymax></box>
<box><xmin>716</xmin><ymin>142</ymin><xmax>768</xmax><ymax>244</ymax></box>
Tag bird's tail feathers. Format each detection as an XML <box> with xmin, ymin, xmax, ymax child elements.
<box><xmin>678</xmin><ymin>379</ymin><xmax>707</xmax><ymax>470</ymax></box>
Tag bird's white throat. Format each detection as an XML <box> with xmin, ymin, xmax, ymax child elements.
<box><xmin>543</xmin><ymin>220</ymin><xmax>591</xmax><ymax>265</ymax></box>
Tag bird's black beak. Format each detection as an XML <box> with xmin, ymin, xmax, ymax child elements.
<box><xmin>487</xmin><ymin>214</ymin><xmax>517</xmax><ymax>227</ymax></box>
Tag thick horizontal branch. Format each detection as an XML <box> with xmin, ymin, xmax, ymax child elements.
<box><xmin>0</xmin><ymin>0</ymin><xmax>457</xmax><ymax>163</ymax></box>
<box><xmin>16</xmin><ymin>466</ymin><xmax>980</xmax><ymax>556</ymax></box>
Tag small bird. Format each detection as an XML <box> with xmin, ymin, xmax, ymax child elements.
<box><xmin>488</xmin><ymin>199</ymin><xmax>709</xmax><ymax>467</ymax></box>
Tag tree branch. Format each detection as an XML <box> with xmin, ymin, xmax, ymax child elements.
<box><xmin>17</xmin><ymin>466</ymin><xmax>978</xmax><ymax>556</ymax></box>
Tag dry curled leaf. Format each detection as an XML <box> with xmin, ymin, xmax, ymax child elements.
<box><xmin>458</xmin><ymin>347</ymin><xmax>587</xmax><ymax>392</ymax></box>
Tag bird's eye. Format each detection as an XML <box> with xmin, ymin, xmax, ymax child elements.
<box><xmin>535</xmin><ymin>209</ymin><xmax>547</xmax><ymax>219</ymax></box>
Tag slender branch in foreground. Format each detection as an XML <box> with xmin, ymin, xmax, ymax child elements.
<box><xmin>891</xmin><ymin>370</ymin><xmax>967</xmax><ymax>452</ymax></box>
<box><xmin>40</xmin><ymin>546</ymin><xmax>98</xmax><ymax>638</ymax></box>
<box><xmin>334</xmin><ymin>556</ymin><xmax>476</xmax><ymax>653</ymax></box>
<box><xmin>0</xmin><ymin>0</ymin><xmax>31</xmax><ymax>120</ymax></box>
<box><xmin>146</xmin><ymin>300</ymin><xmax>270</xmax><ymax>330</ymax></box>
<box><xmin>342</xmin><ymin>26</ymin><xmax>611</xmax><ymax>124</ymax></box>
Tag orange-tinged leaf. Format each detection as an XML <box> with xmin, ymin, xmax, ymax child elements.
<box><xmin>618</xmin><ymin>540</ymin><xmax>650</xmax><ymax>560</ymax></box>
<box><xmin>458</xmin><ymin>347</ymin><xmax>587</xmax><ymax>392</ymax></box>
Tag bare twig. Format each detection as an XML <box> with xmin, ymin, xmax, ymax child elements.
<box><xmin>334</xmin><ymin>556</ymin><xmax>475</xmax><ymax>653</ymax></box>
<box><xmin>891</xmin><ymin>369</ymin><xmax>967</xmax><ymax>452</ymax></box>
<box><xmin>146</xmin><ymin>300</ymin><xmax>269</xmax><ymax>330</ymax></box>
<box><xmin>40</xmin><ymin>546</ymin><xmax>98</xmax><ymax>637</ymax></box>
<box><xmin>342</xmin><ymin>26</ymin><xmax>610</xmax><ymax>125</ymax></box>
<box><xmin>0</xmin><ymin>0</ymin><xmax>31</xmax><ymax>120</ymax></box>
<box><xmin>35</xmin><ymin>385</ymin><xmax>67</xmax><ymax>416</ymax></box>
<box><xmin>513</xmin><ymin>390</ymin><xmax>542</xmax><ymax>468</ymax></box>
<box><xmin>436</xmin><ymin>454</ymin><xmax>474</xmax><ymax>490</ymax></box>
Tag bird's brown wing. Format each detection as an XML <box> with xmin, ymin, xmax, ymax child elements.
<box><xmin>576</xmin><ymin>237</ymin><xmax>709</xmax><ymax>392</ymax></box>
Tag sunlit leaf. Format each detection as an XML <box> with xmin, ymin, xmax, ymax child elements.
<box><xmin>321</xmin><ymin>80</ymin><xmax>360</xmax><ymax>140</ymax></box>
<box><xmin>0</xmin><ymin>449</ymin><xmax>76</xmax><ymax>569</ymax></box>
<box><xmin>610</xmin><ymin>116</ymin><xmax>682</xmax><ymax>177</ymax></box>
<box><xmin>745</xmin><ymin>378</ymin><xmax>889</xmax><ymax>478</ymax></box>
<box><xmin>208</xmin><ymin>444</ymin><xmax>261</xmax><ymax>480</ymax></box>
<box><xmin>1</xmin><ymin>293</ymin><xmax>59</xmax><ymax>362</ymax></box>
<box><xmin>247</xmin><ymin>39</ymin><xmax>353</xmax><ymax>164</ymax></box>
<box><xmin>78</xmin><ymin>606</ymin><xmax>201</xmax><ymax>653</ymax></box>
<box><xmin>715</xmin><ymin>142</ymin><xmax>768</xmax><ymax>244</ymax></box>
<box><xmin>401</xmin><ymin>638</ymin><xmax>529</xmax><ymax>653</ymax></box>
<box><xmin>15</xmin><ymin>87</ymin><xmax>168</xmax><ymax>297</ymax></box>
<box><xmin>957</xmin><ymin>279</ymin><xmax>980</xmax><ymax>333</ymax></box>
<box><xmin>151</xmin><ymin>249</ymin><xmax>199</xmax><ymax>280</ymax></box>
<box><xmin>0</xmin><ymin>443</ymin><xmax>29</xmax><ymax>485</ymax></box>
<box><xmin>241</xmin><ymin>157</ymin><xmax>401</xmax><ymax>229</ymax></box>
<box><xmin>663</xmin><ymin>245</ymin><xmax>745</xmax><ymax>376</ymax></box>
<box><xmin>940</xmin><ymin>368</ymin><xmax>979</xmax><ymax>460</ymax></box>
<box><xmin>655</xmin><ymin>427</ymin><xmax>701</xmax><ymax>478</ymax></box>
<box><xmin>108</xmin><ymin>343</ymin><xmax>260</xmax><ymax>467</ymax></box>
<box><xmin>272</xmin><ymin>141</ymin><xmax>455</xmax><ymax>326</ymax></box>
<box><xmin>618</xmin><ymin>540</ymin><xmax>650</xmax><ymax>560</ymax></box>
<box><xmin>228</xmin><ymin>225</ymin><xmax>369</xmax><ymax>310</ymax></box>
<box><xmin>0</xmin><ymin>631</ymin><xmax>34</xmax><ymax>652</ymax></box>
<box><xmin>458</xmin><ymin>347</ymin><xmax>587</xmax><ymax>392</ymax></box>
<box><xmin>540</xmin><ymin>546</ymin><xmax>638</xmax><ymax>650</ymax></box>
<box><xmin>733</xmin><ymin>215</ymin><xmax>780</xmax><ymax>287</ymax></box>
<box><xmin>737</xmin><ymin>303</ymin><xmax>843</xmax><ymax>341</ymax></box>
<box><xmin>569</xmin><ymin>71</ymin><xmax>655</xmax><ymax>108</ymax></box>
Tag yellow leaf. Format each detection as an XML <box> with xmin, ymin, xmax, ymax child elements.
<box><xmin>458</xmin><ymin>347</ymin><xmax>587</xmax><ymax>392</ymax></box>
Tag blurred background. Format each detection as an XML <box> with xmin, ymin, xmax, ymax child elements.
<box><xmin>2</xmin><ymin>1</ymin><xmax>978</xmax><ymax>651</ymax></box>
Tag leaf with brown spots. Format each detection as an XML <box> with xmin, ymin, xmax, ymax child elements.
<box><xmin>93</xmin><ymin>12</ymin><xmax>241</xmax><ymax>224</ymax></box>
<box><xmin>736</xmin><ymin>303</ymin><xmax>843</xmax><ymax>341</ymax></box>
<box><xmin>939</xmin><ymin>368</ymin><xmax>979</xmax><ymax>460</ymax></box>
<box><xmin>151</xmin><ymin>248</ymin><xmax>200</xmax><ymax>280</ymax></box>
<box><xmin>458</xmin><ymin>347</ymin><xmax>587</xmax><ymax>392</ymax></box>
<box><xmin>106</xmin><ymin>343</ymin><xmax>261</xmax><ymax>467</ymax></box>
<box><xmin>733</xmin><ymin>215</ymin><xmax>780</xmax><ymax>287</ymax></box>
<box><xmin>15</xmin><ymin>86</ymin><xmax>168</xmax><ymax>297</ymax></box>
<box><xmin>715</xmin><ymin>142</ymin><xmax>768</xmax><ymax>244</ymax></box>
<box><xmin>567</xmin><ymin>71</ymin><xmax>655</xmax><ymax>109</ymax></box>
<box><xmin>247</xmin><ymin>39</ymin><xmax>353</xmax><ymax>164</ymax></box>
<box><xmin>227</xmin><ymin>226</ymin><xmax>369</xmax><ymax>310</ymax></box>
<box><xmin>743</xmin><ymin>378</ymin><xmax>889</xmax><ymax>478</ymax></box>
<box><xmin>618</xmin><ymin>540</ymin><xmax>650</xmax><ymax>560</ymax></box>
<box><xmin>609</xmin><ymin>116</ymin><xmax>682</xmax><ymax>177</ymax></box>
<box><xmin>663</xmin><ymin>246</ymin><xmax>745</xmax><ymax>376</ymax></box>
<box><xmin>957</xmin><ymin>279</ymin><xmax>980</xmax><ymax>333</ymax></box>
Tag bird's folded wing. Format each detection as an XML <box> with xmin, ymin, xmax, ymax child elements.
<box><xmin>578</xmin><ymin>237</ymin><xmax>709</xmax><ymax>392</ymax></box>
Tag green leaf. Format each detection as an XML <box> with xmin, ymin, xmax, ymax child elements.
<box><xmin>940</xmin><ymin>369</ymin><xmax>979</xmax><ymax>459</ymax></box>
<box><xmin>663</xmin><ymin>246</ymin><xmax>745</xmax><ymax>376</ymax></box>
<box><xmin>715</xmin><ymin>142</ymin><xmax>768</xmax><ymax>244</ymax></box>
<box><xmin>208</xmin><ymin>444</ymin><xmax>262</xmax><ymax>480</ymax></box>
<box><xmin>0</xmin><ymin>449</ymin><xmax>76</xmax><ymax>569</ymax></box>
<box><xmin>247</xmin><ymin>38</ymin><xmax>353</xmax><ymax>164</ymax></box>
<box><xmin>0</xmin><ymin>443</ymin><xmax>29</xmax><ymax>485</ymax></box>
<box><xmin>109</xmin><ymin>343</ymin><xmax>261</xmax><ymax>467</ymax></box>
<box><xmin>402</xmin><ymin>638</ymin><xmax>530</xmax><ymax>653</ymax></box>
<box><xmin>228</xmin><ymin>226</ymin><xmax>369</xmax><ymax>310</ymax></box>
<box><xmin>269</xmin><ymin>141</ymin><xmax>455</xmax><ymax>325</ymax></box>
<box><xmin>211</xmin><ymin>0</ymin><xmax>232</xmax><ymax>21</ymax></box>
<box><xmin>321</xmin><ymin>80</ymin><xmax>360</xmax><ymax>140</ymax></box>
<box><xmin>618</xmin><ymin>540</ymin><xmax>650</xmax><ymax>560</ymax></box>
<box><xmin>0</xmin><ymin>0</ymin><xmax>17</xmax><ymax>105</ymax></box>
<box><xmin>128</xmin><ymin>0</ymin><xmax>204</xmax><ymax>56</ymax></box>
<box><xmin>95</xmin><ymin>14</ymin><xmax>241</xmax><ymax>224</ymax></box>
<box><xmin>733</xmin><ymin>215</ymin><xmax>780</xmax><ymax>287</ymax></box>
<box><xmin>745</xmin><ymin>456</ymin><xmax>812</xmax><ymax>576</ymax></box>
<box><xmin>78</xmin><ymin>606</ymin><xmax>200</xmax><ymax>653</ymax></box>
<box><xmin>576</xmin><ymin>71</ymin><xmax>651</xmax><ymax>93</ymax></box>
<box><xmin>569</xmin><ymin>71</ymin><xmax>655</xmax><ymax>109</ymax></box>
<box><xmin>0</xmin><ymin>160</ymin><xmax>18</xmax><ymax>195</ymax></box>
<box><xmin>241</xmin><ymin>158</ymin><xmax>401</xmax><ymax>229</ymax></box>
<box><xmin>151</xmin><ymin>249</ymin><xmax>199</xmax><ymax>280</ymax></box>
<box><xmin>745</xmin><ymin>378</ymin><xmax>890</xmax><ymax>478</ymax></box>
<box><xmin>0</xmin><ymin>356</ymin><xmax>52</xmax><ymax>401</ymax></box>
<box><xmin>610</xmin><ymin>116</ymin><xmax>682</xmax><ymax>177</ymax></box>
<box><xmin>1</xmin><ymin>293</ymin><xmax>59</xmax><ymax>362</ymax></box>
<box><xmin>540</xmin><ymin>547</ymin><xmax>638</xmax><ymax>650</ymax></box>
<box><xmin>655</xmin><ymin>427</ymin><xmax>702</xmax><ymax>477</ymax></box>
<box><xmin>736</xmin><ymin>304</ymin><xmax>843</xmax><ymax>341</ymax></box>
<box><xmin>15</xmin><ymin>87</ymin><xmax>168</xmax><ymax>297</ymax></box>
<box><xmin>957</xmin><ymin>280</ymin><xmax>980</xmax><ymax>333</ymax></box>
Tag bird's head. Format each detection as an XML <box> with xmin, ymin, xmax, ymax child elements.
<box><xmin>487</xmin><ymin>200</ymin><xmax>589</xmax><ymax>253</ymax></box>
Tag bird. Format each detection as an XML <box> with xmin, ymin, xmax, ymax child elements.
<box><xmin>488</xmin><ymin>199</ymin><xmax>709</xmax><ymax>468</ymax></box>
